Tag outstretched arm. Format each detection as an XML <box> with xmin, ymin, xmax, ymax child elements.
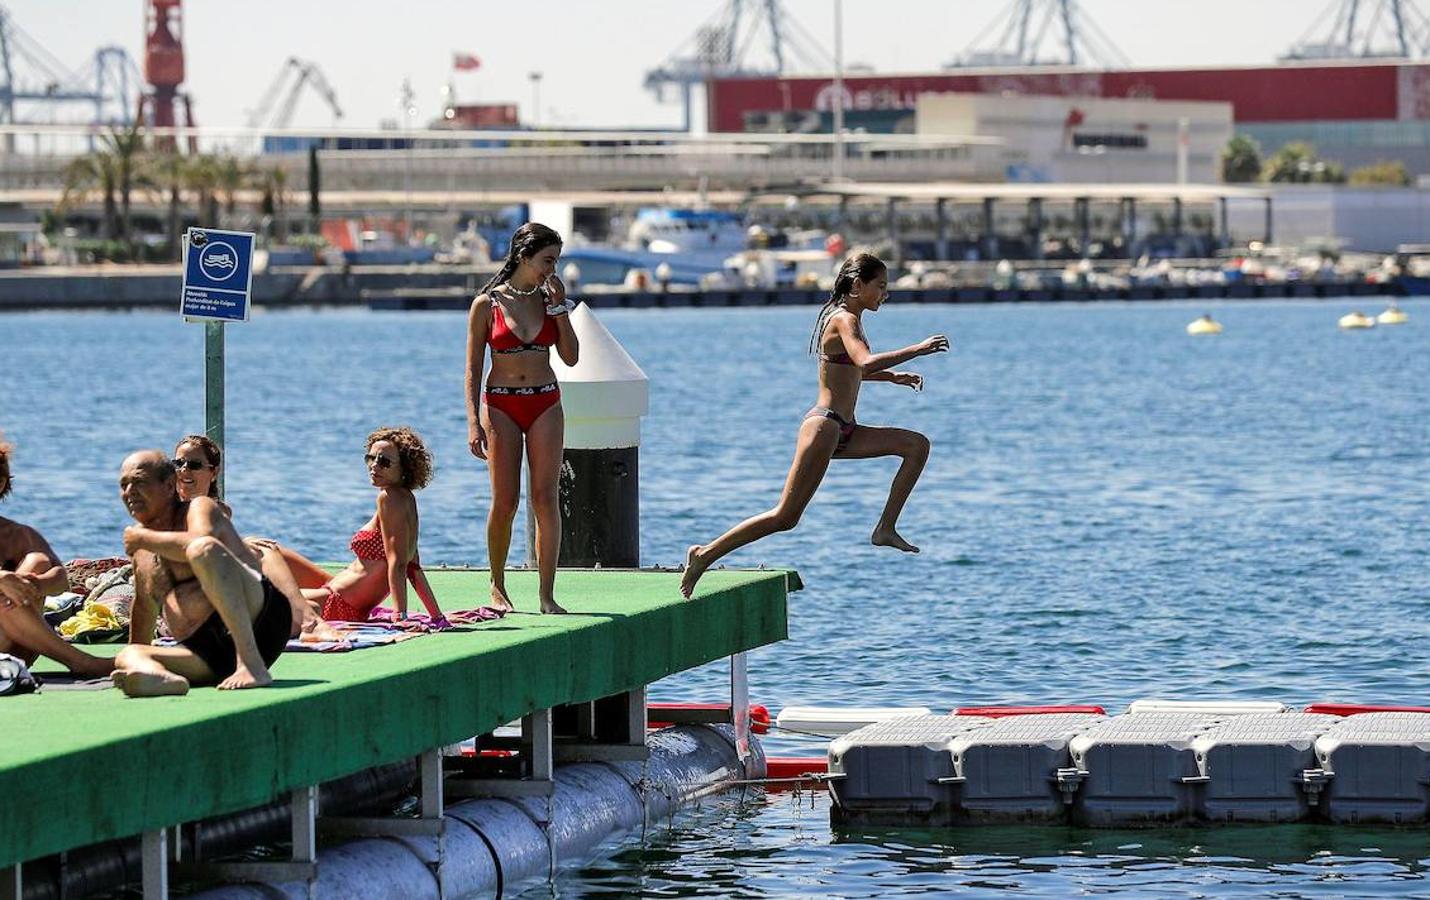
<box><xmin>863</xmin><ymin>370</ymin><xmax>924</xmax><ymax>391</ymax></box>
<box><xmin>376</xmin><ymin>491</ymin><xmax>412</xmax><ymax>617</ymax></box>
<box><xmin>832</xmin><ymin>313</ymin><xmax>948</xmax><ymax>374</ymax></box>
<box><xmin>405</xmin><ymin>555</ymin><xmax>445</xmax><ymax>621</ymax></box>
<box><xmin>466</xmin><ymin>295</ymin><xmax>492</xmax><ymax>459</ymax></box>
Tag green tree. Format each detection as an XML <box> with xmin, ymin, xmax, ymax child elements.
<box><xmin>1222</xmin><ymin>134</ymin><xmax>1262</xmax><ymax>183</ymax></box>
<box><xmin>213</xmin><ymin>154</ymin><xmax>250</xmax><ymax>225</ymax></box>
<box><xmin>1263</xmin><ymin>142</ymin><xmax>1346</xmax><ymax>184</ymax></box>
<box><xmin>256</xmin><ymin>165</ymin><xmax>292</xmax><ymax>242</ymax></box>
<box><xmin>140</xmin><ymin>150</ymin><xmax>190</xmax><ymax>261</ymax></box>
<box><xmin>1348</xmin><ymin>159</ymin><xmax>1412</xmax><ymax>186</ymax></box>
<box><xmin>58</xmin><ymin>122</ymin><xmax>146</xmax><ymax>248</ymax></box>
<box><xmin>59</xmin><ymin>149</ymin><xmax>120</xmax><ymax>241</ymax></box>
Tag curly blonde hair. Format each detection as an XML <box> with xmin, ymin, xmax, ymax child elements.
<box><xmin>0</xmin><ymin>432</ymin><xmax>12</xmax><ymax>501</ymax></box>
<box><xmin>366</xmin><ymin>426</ymin><xmax>433</xmax><ymax>490</ymax></box>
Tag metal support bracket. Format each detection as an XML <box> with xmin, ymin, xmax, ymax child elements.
<box><xmin>318</xmin><ymin>751</ymin><xmax>447</xmax><ymax>896</ymax></box>
<box><xmin>142</xmin><ymin>828</ymin><xmax>169</xmax><ymax>900</ymax></box>
<box><xmin>1053</xmin><ymin>768</ymin><xmax>1089</xmax><ymax>805</ymax></box>
<box><xmin>1297</xmin><ymin>767</ymin><xmax>1332</xmax><ymax>807</ymax></box>
<box><xmin>730</xmin><ymin>652</ymin><xmax>750</xmax><ymax>764</ymax></box>
<box><xmin>175</xmin><ymin>785</ymin><xmax>321</xmax><ymax>898</ymax></box>
<box><xmin>2</xmin><ymin>864</ymin><xmax>21</xmax><ymax>900</ymax></box>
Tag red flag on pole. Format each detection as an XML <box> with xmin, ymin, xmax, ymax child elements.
<box><xmin>453</xmin><ymin>53</ymin><xmax>481</xmax><ymax>71</ymax></box>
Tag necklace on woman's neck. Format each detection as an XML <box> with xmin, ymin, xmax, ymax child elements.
<box><xmin>505</xmin><ymin>280</ymin><xmax>542</xmax><ymax>297</ymax></box>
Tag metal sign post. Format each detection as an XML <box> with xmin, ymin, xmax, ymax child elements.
<box><xmin>181</xmin><ymin>227</ymin><xmax>255</xmax><ymax>501</ymax></box>
<box><xmin>205</xmin><ymin>321</ymin><xmax>225</xmax><ymax>497</ymax></box>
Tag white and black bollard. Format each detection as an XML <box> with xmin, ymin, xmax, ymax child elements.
<box><xmin>531</xmin><ymin>302</ymin><xmax>648</xmax><ymax>568</ymax></box>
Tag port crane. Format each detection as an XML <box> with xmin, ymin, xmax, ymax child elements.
<box><xmin>644</xmin><ymin>0</ymin><xmax>829</xmax><ymax>131</ymax></box>
<box><xmin>1284</xmin><ymin>0</ymin><xmax>1430</xmax><ymax>59</ymax></box>
<box><xmin>0</xmin><ymin>3</ymin><xmax>139</xmax><ymax>150</ymax></box>
<box><xmin>947</xmin><ymin>0</ymin><xmax>1130</xmax><ymax>68</ymax></box>
<box><xmin>246</xmin><ymin>57</ymin><xmax>343</xmax><ymax>129</ymax></box>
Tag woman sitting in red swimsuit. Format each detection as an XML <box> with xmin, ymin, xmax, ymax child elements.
<box><xmin>271</xmin><ymin>427</ymin><xmax>444</xmax><ymax>623</ymax></box>
<box><xmin>464</xmin><ymin>222</ymin><xmax>579</xmax><ymax>614</ymax></box>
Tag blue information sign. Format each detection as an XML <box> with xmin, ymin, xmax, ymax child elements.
<box><xmin>180</xmin><ymin>227</ymin><xmax>255</xmax><ymax>322</ymax></box>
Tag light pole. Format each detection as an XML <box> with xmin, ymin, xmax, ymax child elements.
<box><xmin>832</xmin><ymin>0</ymin><xmax>844</xmax><ymax>181</ymax></box>
<box><xmin>528</xmin><ymin>71</ymin><xmax>543</xmax><ymax>128</ymax></box>
<box><xmin>399</xmin><ymin>78</ymin><xmax>416</xmax><ymax>240</ymax></box>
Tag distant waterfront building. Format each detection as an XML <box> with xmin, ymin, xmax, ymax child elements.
<box><xmin>710</xmin><ymin>60</ymin><xmax>1430</xmax><ymax>175</ymax></box>
<box><xmin>913</xmin><ymin>93</ymin><xmax>1232</xmax><ymax>184</ymax></box>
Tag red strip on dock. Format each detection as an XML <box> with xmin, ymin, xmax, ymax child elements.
<box><xmin>1304</xmin><ymin>703</ymin><xmax>1430</xmax><ymax>716</ymax></box>
<box><xmin>955</xmin><ymin>705</ymin><xmax>1106</xmax><ymax>717</ymax></box>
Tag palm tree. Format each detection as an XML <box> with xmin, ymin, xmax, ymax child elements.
<box><xmin>59</xmin><ymin>151</ymin><xmax>119</xmax><ymax>242</ymax></box>
<box><xmin>106</xmin><ymin>123</ymin><xmax>145</xmax><ymax>252</ymax></box>
<box><xmin>140</xmin><ymin>149</ymin><xmax>190</xmax><ymax>261</ymax></box>
<box><xmin>257</xmin><ymin>165</ymin><xmax>292</xmax><ymax>242</ymax></box>
<box><xmin>213</xmin><ymin>154</ymin><xmax>249</xmax><ymax>228</ymax></box>
<box><xmin>186</xmin><ymin>154</ymin><xmax>221</xmax><ymax>228</ymax></box>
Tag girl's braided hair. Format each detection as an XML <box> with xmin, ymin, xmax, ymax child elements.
<box><xmin>479</xmin><ymin>222</ymin><xmax>563</xmax><ymax>297</ymax></box>
<box><xmin>809</xmin><ymin>252</ymin><xmax>886</xmax><ymax>355</ymax></box>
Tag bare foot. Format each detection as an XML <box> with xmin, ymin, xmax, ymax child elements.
<box><xmin>871</xmin><ymin>527</ymin><xmax>920</xmax><ymax>553</ymax></box>
<box><xmin>489</xmin><ymin>585</ymin><xmax>515</xmax><ymax>612</ymax></box>
<box><xmin>218</xmin><ymin>663</ymin><xmax>273</xmax><ymax>690</ymax></box>
<box><xmin>679</xmin><ymin>544</ymin><xmax>707</xmax><ymax>599</ymax></box>
<box><xmin>301</xmin><ymin>618</ymin><xmax>344</xmax><ymax>642</ymax></box>
<box><xmin>113</xmin><ymin>669</ymin><xmax>190</xmax><ymax>697</ymax></box>
<box><xmin>539</xmin><ymin>598</ymin><xmax>568</xmax><ymax>615</ymax></box>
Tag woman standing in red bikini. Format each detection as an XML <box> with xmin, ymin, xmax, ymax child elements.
<box><xmin>465</xmin><ymin>223</ymin><xmax>579</xmax><ymax>614</ymax></box>
<box><xmin>680</xmin><ymin>252</ymin><xmax>948</xmax><ymax>598</ymax></box>
<box><xmin>272</xmin><ymin>427</ymin><xmax>444</xmax><ymax>623</ymax></box>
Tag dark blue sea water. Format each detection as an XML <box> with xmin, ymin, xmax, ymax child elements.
<box><xmin>1</xmin><ymin>299</ymin><xmax>1427</xmax><ymax>897</ymax></box>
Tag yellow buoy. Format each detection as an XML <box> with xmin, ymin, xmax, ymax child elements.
<box><xmin>1338</xmin><ymin>311</ymin><xmax>1377</xmax><ymax>330</ymax></box>
<box><xmin>1377</xmin><ymin>305</ymin><xmax>1409</xmax><ymax>325</ymax></box>
<box><xmin>1186</xmin><ymin>315</ymin><xmax>1223</xmax><ymax>336</ymax></box>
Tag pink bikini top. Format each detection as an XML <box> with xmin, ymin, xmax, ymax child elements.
<box><xmin>351</xmin><ymin>527</ymin><xmax>420</xmax><ymax>576</ymax></box>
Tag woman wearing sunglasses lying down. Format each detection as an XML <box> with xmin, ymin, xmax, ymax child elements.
<box><xmin>220</xmin><ymin>428</ymin><xmax>446</xmax><ymax>624</ymax></box>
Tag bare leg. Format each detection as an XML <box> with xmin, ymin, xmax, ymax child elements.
<box><xmin>273</xmin><ymin>545</ymin><xmax>333</xmax><ymax>590</ymax></box>
<box><xmin>0</xmin><ymin>605</ymin><xmax>113</xmax><ymax>676</ymax></box>
<box><xmin>482</xmin><ymin>403</ymin><xmax>524</xmax><ymax>612</ymax></box>
<box><xmin>184</xmin><ymin>537</ymin><xmax>272</xmax><ymax>689</ymax></box>
<box><xmin>681</xmin><ymin>417</ymin><xmax>840</xmax><ymax>598</ymax></box>
<box><xmin>112</xmin><ymin>643</ymin><xmax>212</xmax><ymax>697</ymax></box>
<box><xmin>252</xmin><ymin>543</ymin><xmax>340</xmax><ymax>641</ymax></box>
<box><xmin>525</xmin><ymin>403</ymin><xmax>567</xmax><ymax>614</ymax></box>
<box><xmin>836</xmin><ymin>425</ymin><xmax>932</xmax><ymax>553</ymax></box>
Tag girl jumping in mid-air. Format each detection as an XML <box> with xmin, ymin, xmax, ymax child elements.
<box><xmin>681</xmin><ymin>252</ymin><xmax>948</xmax><ymax>599</ymax></box>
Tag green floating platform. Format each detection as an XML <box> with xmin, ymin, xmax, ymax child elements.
<box><xmin>0</xmin><ymin>567</ymin><xmax>794</xmax><ymax>869</ymax></box>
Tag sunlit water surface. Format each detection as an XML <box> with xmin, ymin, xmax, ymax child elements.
<box><xmin>2</xmin><ymin>298</ymin><xmax>1426</xmax><ymax>897</ymax></box>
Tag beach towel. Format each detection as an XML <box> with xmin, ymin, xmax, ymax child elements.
<box><xmin>366</xmin><ymin>606</ymin><xmax>505</xmax><ymax>632</ymax></box>
<box><xmin>288</xmin><ymin>606</ymin><xmax>507</xmax><ymax>652</ymax></box>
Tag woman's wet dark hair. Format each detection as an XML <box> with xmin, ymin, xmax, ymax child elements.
<box><xmin>479</xmin><ymin>222</ymin><xmax>563</xmax><ymax>296</ymax></box>
<box><xmin>174</xmin><ymin>434</ymin><xmax>222</xmax><ymax>498</ymax></box>
<box><xmin>809</xmin><ymin>252</ymin><xmax>887</xmax><ymax>355</ymax></box>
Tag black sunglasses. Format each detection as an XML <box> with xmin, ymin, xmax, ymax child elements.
<box><xmin>171</xmin><ymin>458</ymin><xmax>209</xmax><ymax>471</ymax></box>
<box><xmin>364</xmin><ymin>453</ymin><xmax>395</xmax><ymax>469</ymax></box>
